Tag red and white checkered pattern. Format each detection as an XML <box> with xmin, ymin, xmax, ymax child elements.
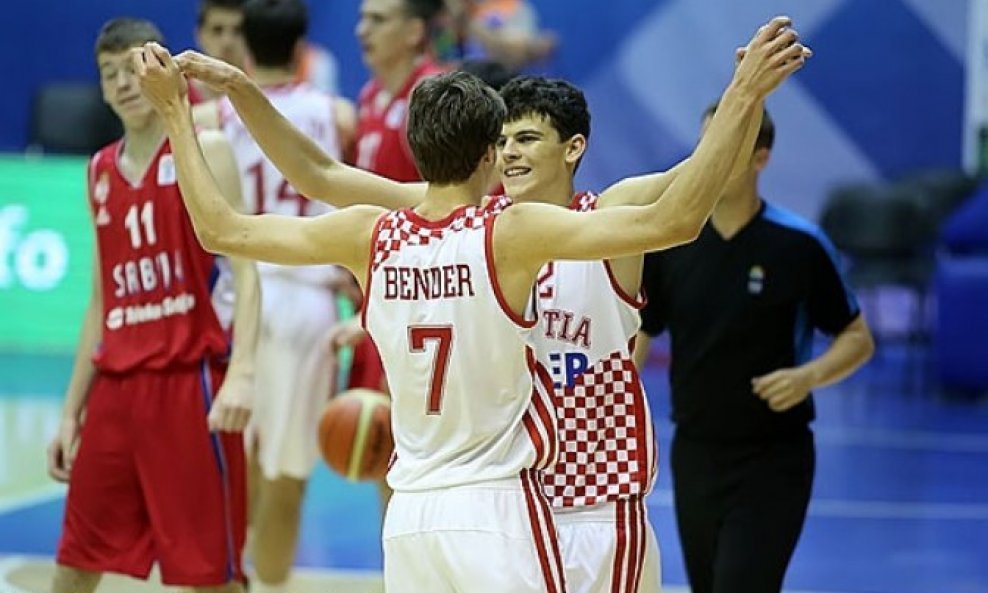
<box><xmin>371</xmin><ymin>199</ymin><xmax>509</xmax><ymax>270</ymax></box>
<box><xmin>573</xmin><ymin>191</ymin><xmax>598</xmax><ymax>213</ymax></box>
<box><xmin>543</xmin><ymin>351</ymin><xmax>656</xmax><ymax>508</ymax></box>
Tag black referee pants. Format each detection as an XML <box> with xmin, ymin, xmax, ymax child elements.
<box><xmin>671</xmin><ymin>429</ymin><xmax>815</xmax><ymax>593</ymax></box>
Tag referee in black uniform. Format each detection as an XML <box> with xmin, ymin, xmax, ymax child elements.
<box><xmin>634</xmin><ymin>104</ymin><xmax>875</xmax><ymax>593</ymax></box>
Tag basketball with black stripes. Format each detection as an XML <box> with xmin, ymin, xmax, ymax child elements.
<box><xmin>318</xmin><ymin>388</ymin><xmax>394</xmax><ymax>482</ymax></box>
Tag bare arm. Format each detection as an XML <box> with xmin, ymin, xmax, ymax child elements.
<box><xmin>198</xmin><ymin>132</ymin><xmax>259</xmax><ymax>431</ymax></box>
<box><xmin>632</xmin><ymin>332</ymin><xmax>651</xmax><ymax>370</ymax></box>
<box><xmin>752</xmin><ymin>315</ymin><xmax>874</xmax><ymax>412</ymax></box>
<box><xmin>493</xmin><ymin>17</ymin><xmax>808</xmax><ymax>314</ymax></box>
<box><xmin>334</xmin><ymin>97</ymin><xmax>358</xmax><ymax>159</ymax></box>
<box><xmin>47</xmin><ymin>249</ymin><xmax>103</xmax><ymax>481</ymax></box>
<box><xmin>61</xmin><ymin>254</ymin><xmax>102</xmax><ymax>423</ymax></box>
<box><xmin>499</xmin><ymin>82</ymin><xmax>762</xmax><ymax>264</ymax></box>
<box><xmin>176</xmin><ymin>51</ymin><xmax>424</xmax><ymax>210</ymax></box>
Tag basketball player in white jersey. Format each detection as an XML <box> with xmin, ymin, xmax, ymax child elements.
<box><xmin>173</xmin><ymin>38</ymin><xmax>791</xmax><ymax>593</ymax></box>
<box><xmin>190</xmin><ymin>2</ymin><xmax>354</xmax><ymax>591</ymax></box>
<box><xmin>135</xmin><ymin>20</ymin><xmax>810</xmax><ymax>591</ymax></box>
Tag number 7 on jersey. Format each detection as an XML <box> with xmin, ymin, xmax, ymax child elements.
<box><xmin>408</xmin><ymin>326</ymin><xmax>453</xmax><ymax>414</ymax></box>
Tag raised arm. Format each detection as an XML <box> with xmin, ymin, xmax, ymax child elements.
<box><xmin>198</xmin><ymin>131</ymin><xmax>259</xmax><ymax>432</ymax></box>
<box><xmin>135</xmin><ymin>43</ymin><xmax>381</xmax><ymax>278</ymax></box>
<box><xmin>175</xmin><ymin>50</ymin><xmax>424</xmax><ymax>210</ymax></box>
<box><xmin>493</xmin><ymin>17</ymin><xmax>809</xmax><ymax>313</ymax></box>
<box><xmin>596</xmin><ymin>48</ymin><xmax>764</xmax><ymax>212</ymax></box>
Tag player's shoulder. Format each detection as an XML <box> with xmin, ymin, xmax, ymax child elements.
<box><xmin>760</xmin><ymin>201</ymin><xmax>838</xmax><ymax>256</ymax></box>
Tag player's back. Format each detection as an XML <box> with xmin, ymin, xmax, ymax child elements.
<box><xmin>221</xmin><ymin>82</ymin><xmax>339</xmax><ymax>216</ymax></box>
<box><xmin>220</xmin><ymin>82</ymin><xmax>340</xmax><ymax>285</ymax></box>
<box><xmin>88</xmin><ymin>140</ymin><xmax>231</xmax><ymax>373</ymax></box>
<box><xmin>530</xmin><ymin>192</ymin><xmax>658</xmax><ymax>509</ymax></box>
<box><xmin>363</xmin><ymin>201</ymin><xmax>557</xmax><ymax>491</ymax></box>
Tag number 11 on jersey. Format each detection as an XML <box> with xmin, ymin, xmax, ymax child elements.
<box><xmin>408</xmin><ymin>325</ymin><xmax>453</xmax><ymax>415</ymax></box>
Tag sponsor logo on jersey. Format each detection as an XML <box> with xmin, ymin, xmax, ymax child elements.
<box><xmin>157</xmin><ymin>154</ymin><xmax>176</xmax><ymax>186</ymax></box>
<box><xmin>748</xmin><ymin>265</ymin><xmax>765</xmax><ymax>295</ymax></box>
<box><xmin>94</xmin><ymin>172</ymin><xmax>111</xmax><ymax>226</ymax></box>
<box><xmin>104</xmin><ymin>292</ymin><xmax>196</xmax><ymax>330</ymax></box>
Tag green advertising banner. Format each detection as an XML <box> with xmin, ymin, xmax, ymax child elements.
<box><xmin>0</xmin><ymin>155</ymin><xmax>91</xmax><ymax>353</ymax></box>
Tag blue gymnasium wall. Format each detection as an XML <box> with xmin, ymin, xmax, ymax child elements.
<box><xmin>0</xmin><ymin>0</ymin><xmax>967</xmax><ymax>218</ymax></box>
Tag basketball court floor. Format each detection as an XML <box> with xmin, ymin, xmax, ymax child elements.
<box><xmin>1</xmin><ymin>339</ymin><xmax>986</xmax><ymax>593</ymax></box>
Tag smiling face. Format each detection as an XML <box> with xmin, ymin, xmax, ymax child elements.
<box><xmin>98</xmin><ymin>48</ymin><xmax>157</xmax><ymax>130</ymax></box>
<box><xmin>497</xmin><ymin>112</ymin><xmax>585</xmax><ymax>205</ymax></box>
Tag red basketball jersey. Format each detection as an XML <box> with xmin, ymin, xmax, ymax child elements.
<box><xmin>353</xmin><ymin>60</ymin><xmax>445</xmax><ymax>181</ymax></box>
<box><xmin>87</xmin><ymin>139</ymin><xmax>232</xmax><ymax>372</ymax></box>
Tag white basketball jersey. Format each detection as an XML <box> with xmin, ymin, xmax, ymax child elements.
<box><xmin>531</xmin><ymin>192</ymin><xmax>658</xmax><ymax>508</ymax></box>
<box><xmin>220</xmin><ymin>82</ymin><xmax>340</xmax><ymax>286</ymax></box>
<box><xmin>363</xmin><ymin>201</ymin><xmax>557</xmax><ymax>492</ymax></box>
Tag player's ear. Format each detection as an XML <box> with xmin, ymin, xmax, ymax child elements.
<box><xmin>753</xmin><ymin>147</ymin><xmax>771</xmax><ymax>172</ymax></box>
<box><xmin>564</xmin><ymin>134</ymin><xmax>587</xmax><ymax>167</ymax></box>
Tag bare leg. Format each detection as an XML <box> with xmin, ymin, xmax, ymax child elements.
<box><xmin>250</xmin><ymin>474</ymin><xmax>307</xmax><ymax>593</ymax></box>
<box><xmin>51</xmin><ymin>564</ymin><xmax>101</xmax><ymax>593</ymax></box>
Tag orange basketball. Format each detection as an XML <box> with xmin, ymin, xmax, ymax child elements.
<box><xmin>318</xmin><ymin>388</ymin><xmax>394</xmax><ymax>482</ymax></box>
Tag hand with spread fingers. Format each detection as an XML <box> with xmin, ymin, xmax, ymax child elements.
<box><xmin>132</xmin><ymin>42</ymin><xmax>188</xmax><ymax>114</ymax></box>
<box><xmin>732</xmin><ymin>16</ymin><xmax>813</xmax><ymax>98</ymax></box>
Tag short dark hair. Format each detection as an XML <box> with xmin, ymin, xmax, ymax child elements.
<box><xmin>407</xmin><ymin>71</ymin><xmax>506</xmax><ymax>184</ymax></box>
<box><xmin>198</xmin><ymin>0</ymin><xmax>246</xmax><ymax>27</ymax></box>
<box><xmin>403</xmin><ymin>0</ymin><xmax>444</xmax><ymax>22</ymax></box>
<box><xmin>457</xmin><ymin>59</ymin><xmax>517</xmax><ymax>91</ymax></box>
<box><xmin>499</xmin><ymin>76</ymin><xmax>591</xmax><ymax>169</ymax></box>
<box><xmin>242</xmin><ymin>0</ymin><xmax>307</xmax><ymax>68</ymax></box>
<box><xmin>94</xmin><ymin>18</ymin><xmax>165</xmax><ymax>60</ymax></box>
<box><xmin>703</xmin><ymin>101</ymin><xmax>775</xmax><ymax>151</ymax></box>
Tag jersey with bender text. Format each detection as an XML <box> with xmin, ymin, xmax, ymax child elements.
<box><xmin>362</xmin><ymin>200</ymin><xmax>557</xmax><ymax>491</ymax></box>
<box><xmin>531</xmin><ymin>192</ymin><xmax>658</xmax><ymax>508</ymax></box>
<box><xmin>87</xmin><ymin>139</ymin><xmax>232</xmax><ymax>373</ymax></box>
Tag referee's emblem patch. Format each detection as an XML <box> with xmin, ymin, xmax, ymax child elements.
<box><xmin>747</xmin><ymin>265</ymin><xmax>765</xmax><ymax>294</ymax></box>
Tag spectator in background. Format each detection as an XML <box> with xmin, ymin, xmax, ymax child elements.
<box><xmin>193</xmin><ymin>0</ymin><xmax>249</xmax><ymax>103</ymax></box>
<box><xmin>439</xmin><ymin>0</ymin><xmax>556</xmax><ymax>71</ymax></box>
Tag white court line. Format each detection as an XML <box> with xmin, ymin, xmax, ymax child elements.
<box><xmin>0</xmin><ymin>555</ymin><xmax>859</xmax><ymax>593</ymax></box>
<box><xmin>646</xmin><ymin>489</ymin><xmax>988</xmax><ymax>521</ymax></box>
<box><xmin>0</xmin><ymin>485</ymin><xmax>65</xmax><ymax>516</ymax></box>
<box><xmin>0</xmin><ymin>556</ymin><xmax>32</xmax><ymax>593</ymax></box>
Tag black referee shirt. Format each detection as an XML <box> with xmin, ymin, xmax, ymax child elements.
<box><xmin>640</xmin><ymin>200</ymin><xmax>861</xmax><ymax>441</ymax></box>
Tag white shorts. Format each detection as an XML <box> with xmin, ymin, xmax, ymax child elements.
<box><xmin>246</xmin><ymin>276</ymin><xmax>338</xmax><ymax>480</ymax></box>
<box><xmin>383</xmin><ymin>471</ymin><xmax>566</xmax><ymax>593</ymax></box>
<box><xmin>555</xmin><ymin>498</ymin><xmax>661</xmax><ymax>593</ymax></box>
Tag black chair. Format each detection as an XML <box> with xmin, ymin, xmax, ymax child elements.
<box><xmin>820</xmin><ymin>182</ymin><xmax>939</xmax><ymax>389</ymax></box>
<box><xmin>29</xmin><ymin>82</ymin><xmax>122</xmax><ymax>154</ymax></box>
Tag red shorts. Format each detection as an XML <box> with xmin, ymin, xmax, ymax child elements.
<box><xmin>57</xmin><ymin>361</ymin><xmax>246</xmax><ymax>586</ymax></box>
<box><xmin>347</xmin><ymin>334</ymin><xmax>388</xmax><ymax>393</ymax></box>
